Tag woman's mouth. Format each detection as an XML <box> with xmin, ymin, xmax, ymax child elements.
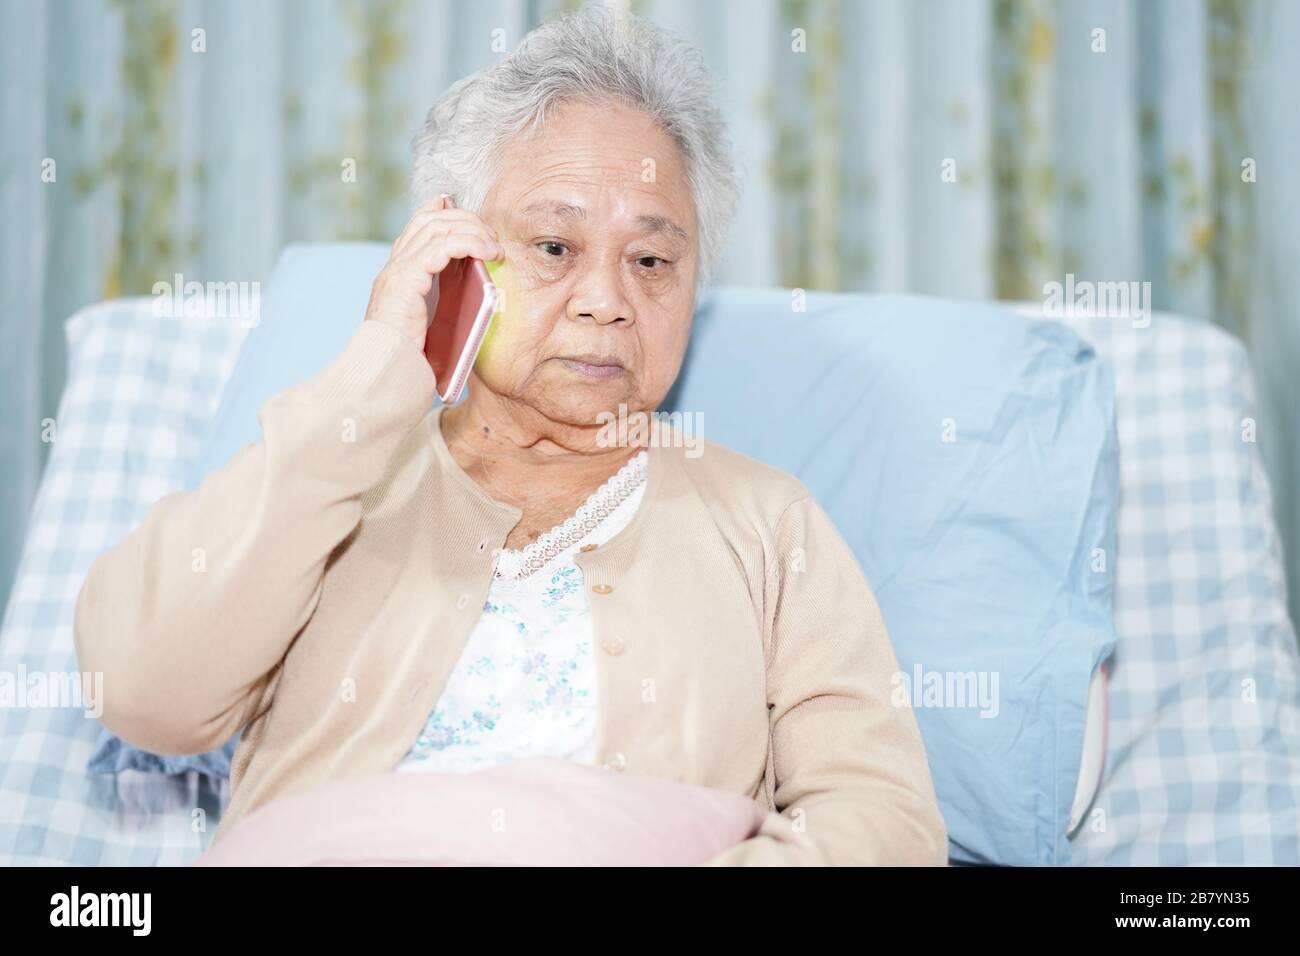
<box><xmin>555</xmin><ymin>355</ymin><xmax>626</xmax><ymax>379</ymax></box>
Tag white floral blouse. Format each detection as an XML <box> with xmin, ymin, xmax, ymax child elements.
<box><xmin>395</xmin><ymin>450</ymin><xmax>649</xmax><ymax>774</ymax></box>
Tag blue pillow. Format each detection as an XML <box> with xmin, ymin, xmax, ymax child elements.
<box><xmin>664</xmin><ymin>289</ymin><xmax>1117</xmax><ymax>865</ymax></box>
<box><xmin>148</xmin><ymin>244</ymin><xmax>1118</xmax><ymax>867</ymax></box>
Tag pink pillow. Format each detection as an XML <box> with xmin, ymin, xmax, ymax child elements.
<box><xmin>194</xmin><ymin>757</ymin><xmax>765</xmax><ymax>866</ymax></box>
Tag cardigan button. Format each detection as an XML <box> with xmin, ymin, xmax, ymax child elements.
<box><xmin>579</xmin><ymin>543</ymin><xmax>598</xmax><ymax>552</ymax></box>
<box><xmin>591</xmin><ymin>584</ymin><xmax>614</xmax><ymax>595</ymax></box>
<box><xmin>601</xmin><ymin>636</ymin><xmax>626</xmax><ymax>656</ymax></box>
<box><xmin>456</xmin><ymin>593</ymin><xmax>470</xmax><ymax>610</ymax></box>
<box><xmin>602</xmin><ymin>752</ymin><xmax>627</xmax><ymax>772</ymax></box>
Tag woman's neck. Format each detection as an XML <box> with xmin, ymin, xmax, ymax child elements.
<box><xmin>440</xmin><ymin>389</ymin><xmax>643</xmax><ymax>548</ymax></box>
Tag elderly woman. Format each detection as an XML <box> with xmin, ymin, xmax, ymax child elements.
<box><xmin>74</xmin><ymin>6</ymin><xmax>946</xmax><ymax>866</ymax></box>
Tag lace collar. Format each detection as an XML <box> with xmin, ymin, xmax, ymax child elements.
<box><xmin>493</xmin><ymin>451</ymin><xmax>648</xmax><ymax>582</ymax></box>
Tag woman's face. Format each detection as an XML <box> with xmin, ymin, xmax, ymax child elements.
<box><xmin>472</xmin><ymin>98</ymin><xmax>699</xmax><ymax>429</ymax></box>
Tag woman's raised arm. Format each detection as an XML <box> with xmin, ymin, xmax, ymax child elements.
<box><xmin>73</xmin><ymin>195</ymin><xmax>504</xmax><ymax>756</ymax></box>
<box><xmin>73</xmin><ymin>318</ymin><xmax>437</xmax><ymax>756</ymax></box>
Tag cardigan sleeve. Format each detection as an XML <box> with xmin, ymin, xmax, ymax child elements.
<box><xmin>73</xmin><ymin>319</ymin><xmax>438</xmax><ymax>756</ymax></box>
<box><xmin>701</xmin><ymin>494</ymin><xmax>949</xmax><ymax>866</ymax></box>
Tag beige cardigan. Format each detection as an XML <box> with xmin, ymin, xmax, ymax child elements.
<box><xmin>73</xmin><ymin>319</ymin><xmax>948</xmax><ymax>866</ymax></box>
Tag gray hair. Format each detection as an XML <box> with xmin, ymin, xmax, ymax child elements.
<box><xmin>410</xmin><ymin>3</ymin><xmax>741</xmax><ymax>291</ymax></box>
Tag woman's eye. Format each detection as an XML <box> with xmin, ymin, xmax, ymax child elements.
<box><xmin>636</xmin><ymin>256</ymin><xmax>665</xmax><ymax>269</ymax></box>
<box><xmin>538</xmin><ymin>241</ymin><xmax>567</xmax><ymax>257</ymax></box>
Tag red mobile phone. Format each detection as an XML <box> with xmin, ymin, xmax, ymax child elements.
<box><xmin>423</xmin><ymin>197</ymin><xmax>500</xmax><ymax>404</ymax></box>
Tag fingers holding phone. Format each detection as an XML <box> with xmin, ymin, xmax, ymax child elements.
<box><xmin>363</xmin><ymin>194</ymin><xmax>504</xmax><ymax>355</ymax></box>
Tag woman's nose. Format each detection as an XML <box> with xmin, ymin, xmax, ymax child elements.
<box><xmin>566</xmin><ymin>258</ymin><xmax>634</xmax><ymax>326</ymax></box>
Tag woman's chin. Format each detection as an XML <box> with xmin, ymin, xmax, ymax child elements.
<box><xmin>521</xmin><ymin>372</ymin><xmax>639</xmax><ymax>426</ymax></box>
<box><xmin>523</xmin><ymin>393</ymin><xmax>635</xmax><ymax>434</ymax></box>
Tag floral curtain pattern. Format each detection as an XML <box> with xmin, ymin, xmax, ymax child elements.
<box><xmin>2</xmin><ymin>0</ymin><xmax>1297</xmax><ymax>626</ymax></box>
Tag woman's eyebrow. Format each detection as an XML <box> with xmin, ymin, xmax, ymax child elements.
<box><xmin>518</xmin><ymin>201</ymin><xmax>687</xmax><ymax>243</ymax></box>
<box><xmin>634</xmin><ymin>214</ymin><xmax>689</xmax><ymax>244</ymax></box>
<box><xmin>520</xmin><ymin>200</ymin><xmax>585</xmax><ymax>222</ymax></box>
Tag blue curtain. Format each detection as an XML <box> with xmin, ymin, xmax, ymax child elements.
<box><xmin>2</xmin><ymin>0</ymin><xmax>1298</xmax><ymax>627</ymax></box>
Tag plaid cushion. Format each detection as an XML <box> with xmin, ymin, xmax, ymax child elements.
<box><xmin>0</xmin><ymin>298</ymin><xmax>243</xmax><ymax>863</ymax></box>
<box><xmin>1056</xmin><ymin>311</ymin><xmax>1300</xmax><ymax>865</ymax></box>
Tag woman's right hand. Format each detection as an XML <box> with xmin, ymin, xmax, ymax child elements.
<box><xmin>363</xmin><ymin>193</ymin><xmax>504</xmax><ymax>353</ymax></box>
